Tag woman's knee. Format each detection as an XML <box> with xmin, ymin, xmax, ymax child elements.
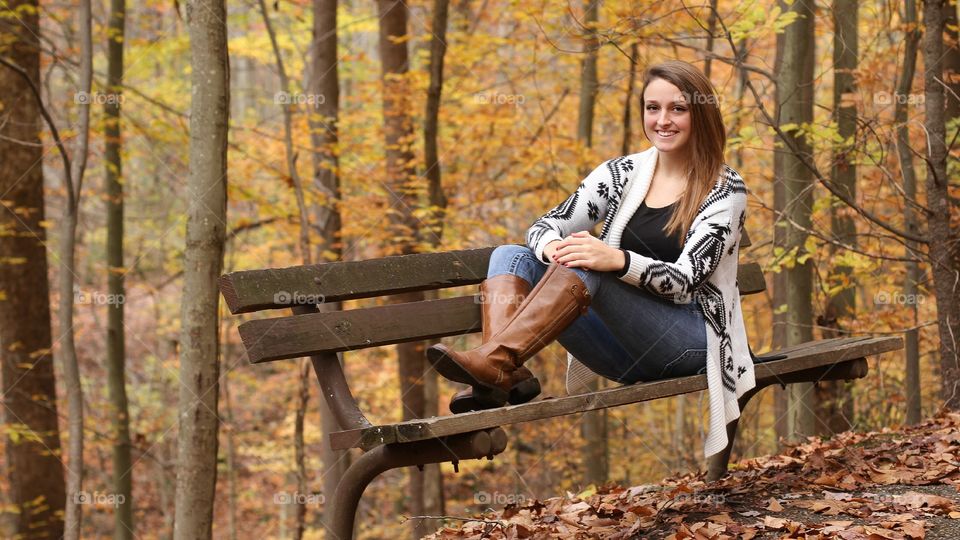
<box><xmin>489</xmin><ymin>244</ymin><xmax>534</xmax><ymax>267</ymax></box>
<box><xmin>488</xmin><ymin>244</ymin><xmax>539</xmax><ymax>278</ymax></box>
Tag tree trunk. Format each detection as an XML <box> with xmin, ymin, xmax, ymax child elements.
<box><xmin>896</xmin><ymin>0</ymin><xmax>923</xmax><ymax>425</ymax></box>
<box><xmin>419</xmin><ymin>0</ymin><xmax>451</xmax><ymax>535</ymax></box>
<box><xmin>173</xmin><ymin>0</ymin><xmax>229</xmax><ymax>537</ymax></box>
<box><xmin>61</xmin><ymin>1</ymin><xmax>94</xmax><ymax>537</ymax></box>
<box><xmin>0</xmin><ymin>0</ymin><xmax>66</xmax><ymax>536</ymax></box>
<box><xmin>256</xmin><ymin>1</ymin><xmax>315</xmax><ymax>535</ymax></box>
<box><xmin>771</xmin><ymin>25</ymin><xmax>790</xmax><ymax>448</ymax></box>
<box><xmin>703</xmin><ymin>0</ymin><xmax>719</xmax><ymax>79</ymax></box>
<box><xmin>620</xmin><ymin>42</ymin><xmax>638</xmax><ymax>156</ymax></box>
<box><xmin>817</xmin><ymin>0</ymin><xmax>858</xmax><ymax>436</ymax></box>
<box><xmin>308</xmin><ymin>1</ymin><xmax>350</xmax><ymax>537</ymax></box>
<box><xmin>923</xmin><ymin>0</ymin><xmax>960</xmax><ymax>411</ymax></box>
<box><xmin>577</xmin><ymin>0</ymin><xmax>608</xmax><ymax>487</ymax></box>
<box><xmin>944</xmin><ymin>2</ymin><xmax>959</xmax><ymax>129</ymax></box>
<box><xmin>776</xmin><ymin>0</ymin><xmax>816</xmax><ymax>440</ymax></box>
<box><xmin>105</xmin><ymin>0</ymin><xmax>134</xmax><ymax>534</ymax></box>
<box><xmin>378</xmin><ymin>3</ymin><xmax>427</xmax><ymax>537</ymax></box>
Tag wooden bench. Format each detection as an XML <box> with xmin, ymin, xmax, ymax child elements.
<box><xmin>219</xmin><ymin>232</ymin><xmax>903</xmax><ymax>539</ymax></box>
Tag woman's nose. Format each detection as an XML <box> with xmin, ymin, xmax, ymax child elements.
<box><xmin>656</xmin><ymin>110</ymin><xmax>671</xmax><ymax>126</ymax></box>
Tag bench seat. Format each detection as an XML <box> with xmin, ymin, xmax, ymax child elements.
<box><xmin>330</xmin><ymin>335</ymin><xmax>902</xmax><ymax>451</ymax></box>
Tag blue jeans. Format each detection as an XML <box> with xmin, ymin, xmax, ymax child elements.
<box><xmin>488</xmin><ymin>244</ymin><xmax>707</xmax><ymax>383</ymax></box>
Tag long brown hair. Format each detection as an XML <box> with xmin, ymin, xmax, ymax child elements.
<box><xmin>640</xmin><ymin>60</ymin><xmax>726</xmax><ymax>243</ymax></box>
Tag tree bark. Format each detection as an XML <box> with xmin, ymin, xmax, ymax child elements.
<box><xmin>896</xmin><ymin>0</ymin><xmax>923</xmax><ymax>425</ymax></box>
<box><xmin>0</xmin><ymin>0</ymin><xmax>66</xmax><ymax>536</ymax></box>
<box><xmin>256</xmin><ymin>1</ymin><xmax>314</xmax><ymax>535</ymax></box>
<box><xmin>61</xmin><ymin>1</ymin><xmax>93</xmax><ymax>537</ymax></box>
<box><xmin>817</xmin><ymin>0</ymin><xmax>858</xmax><ymax>436</ymax></box>
<box><xmin>378</xmin><ymin>3</ymin><xmax>428</xmax><ymax>537</ymax></box>
<box><xmin>576</xmin><ymin>0</ymin><xmax>608</xmax><ymax>487</ymax></box>
<box><xmin>308</xmin><ymin>1</ymin><xmax>350</xmax><ymax>537</ymax></box>
<box><xmin>173</xmin><ymin>0</ymin><xmax>229</xmax><ymax>537</ymax></box>
<box><xmin>420</xmin><ymin>0</ymin><xmax>451</xmax><ymax>535</ymax></box>
<box><xmin>776</xmin><ymin>0</ymin><xmax>816</xmax><ymax>439</ymax></box>
<box><xmin>105</xmin><ymin>0</ymin><xmax>134</xmax><ymax>534</ymax></box>
<box><xmin>620</xmin><ymin>42</ymin><xmax>638</xmax><ymax>156</ymax></box>
<box><xmin>771</xmin><ymin>22</ymin><xmax>790</xmax><ymax>447</ymax></box>
<box><xmin>922</xmin><ymin>0</ymin><xmax>960</xmax><ymax>411</ymax></box>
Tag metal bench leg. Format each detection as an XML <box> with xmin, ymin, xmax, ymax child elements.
<box><xmin>329</xmin><ymin>428</ymin><xmax>509</xmax><ymax>540</ymax></box>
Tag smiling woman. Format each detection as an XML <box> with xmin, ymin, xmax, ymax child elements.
<box><xmin>426</xmin><ymin>59</ymin><xmax>753</xmax><ymax>459</ymax></box>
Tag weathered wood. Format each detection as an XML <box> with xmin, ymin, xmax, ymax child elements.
<box><xmin>329</xmin><ymin>335</ymin><xmax>902</xmax><ymax>450</ymax></box>
<box><xmin>737</xmin><ymin>261</ymin><xmax>766</xmax><ymax>294</ymax></box>
<box><xmin>239</xmin><ymin>295</ymin><xmax>482</xmax><ymax>363</ymax></box>
<box><xmin>238</xmin><ymin>262</ymin><xmax>766</xmax><ymax>364</ymax></box>
<box><xmin>221</xmin><ymin>236</ymin><xmax>757</xmax><ymax>314</ymax></box>
<box><xmin>220</xmin><ymin>248</ymin><xmax>494</xmax><ymax>313</ymax></box>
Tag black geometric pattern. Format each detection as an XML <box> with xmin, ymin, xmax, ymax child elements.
<box><xmin>587</xmin><ymin>201</ymin><xmax>600</xmax><ymax>221</ymax></box>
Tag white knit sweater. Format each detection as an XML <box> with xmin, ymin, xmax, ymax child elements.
<box><xmin>525</xmin><ymin>146</ymin><xmax>754</xmax><ymax>458</ymax></box>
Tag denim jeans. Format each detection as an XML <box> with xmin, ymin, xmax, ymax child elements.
<box><xmin>487</xmin><ymin>244</ymin><xmax>707</xmax><ymax>383</ymax></box>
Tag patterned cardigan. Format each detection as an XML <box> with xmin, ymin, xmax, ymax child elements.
<box><xmin>525</xmin><ymin>146</ymin><xmax>753</xmax><ymax>458</ymax></box>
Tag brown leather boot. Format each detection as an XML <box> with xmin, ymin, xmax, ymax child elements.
<box><xmin>449</xmin><ymin>274</ymin><xmax>539</xmax><ymax>413</ymax></box>
<box><xmin>429</xmin><ymin>264</ymin><xmax>591</xmax><ymax>406</ymax></box>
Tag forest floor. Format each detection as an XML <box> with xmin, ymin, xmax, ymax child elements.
<box><xmin>424</xmin><ymin>413</ymin><xmax>960</xmax><ymax>539</ymax></box>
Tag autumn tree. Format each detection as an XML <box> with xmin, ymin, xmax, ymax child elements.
<box><xmin>308</xmin><ymin>0</ymin><xmax>349</xmax><ymax>536</ymax></box>
<box><xmin>817</xmin><ymin>0</ymin><xmax>858</xmax><ymax>435</ymax></box>
<box><xmin>0</xmin><ymin>0</ymin><xmax>66</xmax><ymax>536</ymax></box>
<box><xmin>576</xmin><ymin>0</ymin><xmax>609</xmax><ymax>487</ymax></box>
<box><xmin>173</xmin><ymin>0</ymin><xmax>229</xmax><ymax>536</ymax></box>
<box><xmin>896</xmin><ymin>0</ymin><xmax>923</xmax><ymax>425</ymax></box>
<box><xmin>922</xmin><ymin>0</ymin><xmax>960</xmax><ymax>410</ymax></box>
<box><xmin>775</xmin><ymin>0</ymin><xmax>816</xmax><ymax>439</ymax></box>
<box><xmin>377</xmin><ymin>1</ymin><xmax>430</xmax><ymax>537</ymax></box>
<box><xmin>104</xmin><ymin>0</ymin><xmax>134</xmax><ymax>534</ymax></box>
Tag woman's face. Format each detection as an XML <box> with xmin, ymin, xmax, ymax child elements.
<box><xmin>643</xmin><ymin>78</ymin><xmax>692</xmax><ymax>155</ymax></box>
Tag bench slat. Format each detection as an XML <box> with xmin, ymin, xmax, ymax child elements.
<box><xmin>239</xmin><ymin>296</ymin><xmax>481</xmax><ymax>363</ymax></box>
<box><xmin>221</xmin><ymin>233</ymin><xmax>755</xmax><ymax>315</ymax></box>
<box><xmin>220</xmin><ymin>248</ymin><xmax>493</xmax><ymax>314</ymax></box>
<box><xmin>238</xmin><ymin>262</ymin><xmax>767</xmax><ymax>364</ymax></box>
<box><xmin>329</xmin><ymin>335</ymin><xmax>902</xmax><ymax>451</ymax></box>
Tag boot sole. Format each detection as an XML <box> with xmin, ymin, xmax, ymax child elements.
<box><xmin>427</xmin><ymin>346</ymin><xmax>510</xmax><ymax>406</ymax></box>
<box><xmin>448</xmin><ymin>377</ymin><xmax>542</xmax><ymax>414</ymax></box>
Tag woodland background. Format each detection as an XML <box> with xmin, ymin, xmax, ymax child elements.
<box><xmin>0</xmin><ymin>0</ymin><xmax>958</xmax><ymax>539</ymax></box>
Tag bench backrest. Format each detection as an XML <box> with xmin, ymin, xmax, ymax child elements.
<box><xmin>219</xmin><ymin>233</ymin><xmax>763</xmax><ymax>365</ymax></box>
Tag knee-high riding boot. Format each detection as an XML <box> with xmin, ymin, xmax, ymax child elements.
<box><xmin>448</xmin><ymin>274</ymin><xmax>540</xmax><ymax>413</ymax></box>
<box><xmin>428</xmin><ymin>264</ymin><xmax>591</xmax><ymax>407</ymax></box>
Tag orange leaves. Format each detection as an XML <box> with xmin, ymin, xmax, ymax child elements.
<box><xmin>429</xmin><ymin>413</ymin><xmax>960</xmax><ymax>539</ymax></box>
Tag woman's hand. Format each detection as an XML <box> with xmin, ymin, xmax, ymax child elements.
<box><xmin>550</xmin><ymin>231</ymin><xmax>625</xmax><ymax>272</ymax></box>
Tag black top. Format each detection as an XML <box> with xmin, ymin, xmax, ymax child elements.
<box><xmin>617</xmin><ymin>200</ymin><xmax>684</xmax><ymax>277</ymax></box>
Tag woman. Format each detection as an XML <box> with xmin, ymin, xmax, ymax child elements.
<box><xmin>427</xmin><ymin>60</ymin><xmax>754</xmax><ymax>457</ymax></box>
